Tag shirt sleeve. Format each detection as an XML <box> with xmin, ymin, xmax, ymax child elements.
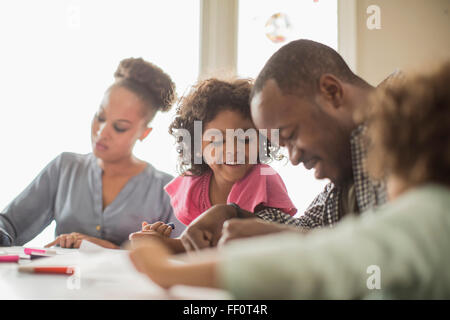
<box><xmin>0</xmin><ymin>154</ymin><xmax>62</xmax><ymax>245</ymax></box>
<box><xmin>254</xmin><ymin>207</ymin><xmax>320</xmax><ymax>229</ymax></box>
<box><xmin>253</xmin><ymin>182</ymin><xmax>335</xmax><ymax>229</ymax></box>
<box><xmin>228</xmin><ymin>164</ymin><xmax>297</xmax><ymax>216</ymax></box>
<box><xmin>0</xmin><ymin>227</ymin><xmax>12</xmax><ymax>246</ymax></box>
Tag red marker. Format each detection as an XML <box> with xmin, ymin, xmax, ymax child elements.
<box><xmin>18</xmin><ymin>266</ymin><xmax>76</xmax><ymax>275</ymax></box>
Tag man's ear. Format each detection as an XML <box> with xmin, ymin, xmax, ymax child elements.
<box><xmin>318</xmin><ymin>74</ymin><xmax>344</xmax><ymax>109</ymax></box>
<box><xmin>139</xmin><ymin>127</ymin><xmax>153</xmax><ymax>141</ymax></box>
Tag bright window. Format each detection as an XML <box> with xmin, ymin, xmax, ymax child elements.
<box><xmin>237</xmin><ymin>0</ymin><xmax>338</xmax><ymax>213</ymax></box>
<box><xmin>0</xmin><ymin>0</ymin><xmax>200</xmax><ymax>246</ymax></box>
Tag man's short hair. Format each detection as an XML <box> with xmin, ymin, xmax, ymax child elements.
<box><xmin>252</xmin><ymin>39</ymin><xmax>367</xmax><ymax>99</ymax></box>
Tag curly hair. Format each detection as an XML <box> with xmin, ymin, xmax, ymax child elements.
<box><xmin>169</xmin><ymin>78</ymin><xmax>282</xmax><ymax>176</ymax></box>
<box><xmin>366</xmin><ymin>60</ymin><xmax>450</xmax><ymax>187</ymax></box>
<box><xmin>113</xmin><ymin>57</ymin><xmax>176</xmax><ymax>122</ymax></box>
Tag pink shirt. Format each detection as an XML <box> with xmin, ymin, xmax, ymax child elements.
<box><xmin>164</xmin><ymin>164</ymin><xmax>297</xmax><ymax>226</ymax></box>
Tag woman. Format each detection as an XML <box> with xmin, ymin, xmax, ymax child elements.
<box><xmin>0</xmin><ymin>57</ymin><xmax>185</xmax><ymax>248</ymax></box>
<box><xmin>129</xmin><ymin>61</ymin><xmax>450</xmax><ymax>298</ymax></box>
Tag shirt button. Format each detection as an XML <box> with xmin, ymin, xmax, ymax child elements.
<box><xmin>96</xmin><ymin>225</ymin><xmax>101</xmax><ymax>231</ymax></box>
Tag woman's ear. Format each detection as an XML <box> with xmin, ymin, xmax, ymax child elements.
<box><xmin>139</xmin><ymin>127</ymin><xmax>153</xmax><ymax>141</ymax></box>
<box><xmin>318</xmin><ymin>74</ymin><xmax>344</xmax><ymax>109</ymax></box>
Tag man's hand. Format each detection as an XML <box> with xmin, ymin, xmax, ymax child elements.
<box><xmin>218</xmin><ymin>218</ymin><xmax>299</xmax><ymax>246</ymax></box>
<box><xmin>45</xmin><ymin>233</ymin><xmax>119</xmax><ymax>249</ymax></box>
<box><xmin>180</xmin><ymin>204</ymin><xmax>245</xmax><ymax>252</ymax></box>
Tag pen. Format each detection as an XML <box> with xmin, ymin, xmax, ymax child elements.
<box><xmin>0</xmin><ymin>255</ymin><xmax>20</xmax><ymax>263</ymax></box>
<box><xmin>18</xmin><ymin>266</ymin><xmax>76</xmax><ymax>275</ymax></box>
<box><xmin>24</xmin><ymin>248</ymin><xmax>57</xmax><ymax>255</ymax></box>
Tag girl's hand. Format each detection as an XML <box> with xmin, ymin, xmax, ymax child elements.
<box><xmin>44</xmin><ymin>233</ymin><xmax>119</xmax><ymax>249</ymax></box>
<box><xmin>141</xmin><ymin>221</ymin><xmax>173</xmax><ymax>237</ymax></box>
<box><xmin>129</xmin><ymin>237</ymin><xmax>173</xmax><ymax>288</ymax></box>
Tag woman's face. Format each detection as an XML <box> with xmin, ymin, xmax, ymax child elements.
<box><xmin>91</xmin><ymin>86</ymin><xmax>151</xmax><ymax>162</ymax></box>
<box><xmin>202</xmin><ymin>109</ymin><xmax>258</xmax><ymax>184</ymax></box>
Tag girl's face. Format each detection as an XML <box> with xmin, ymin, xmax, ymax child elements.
<box><xmin>91</xmin><ymin>86</ymin><xmax>152</xmax><ymax>163</ymax></box>
<box><xmin>202</xmin><ymin>109</ymin><xmax>258</xmax><ymax>183</ymax></box>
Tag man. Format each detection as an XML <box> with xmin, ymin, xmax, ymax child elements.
<box><xmin>180</xmin><ymin>39</ymin><xmax>391</xmax><ymax>250</ymax></box>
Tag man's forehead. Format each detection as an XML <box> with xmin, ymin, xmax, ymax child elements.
<box><xmin>250</xmin><ymin>79</ymin><xmax>294</xmax><ymax>129</ymax></box>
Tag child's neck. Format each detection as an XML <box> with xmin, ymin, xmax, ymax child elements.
<box><xmin>209</xmin><ymin>173</ymin><xmax>235</xmax><ymax>206</ymax></box>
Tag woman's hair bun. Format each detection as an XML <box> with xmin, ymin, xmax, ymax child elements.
<box><xmin>114</xmin><ymin>57</ymin><xmax>176</xmax><ymax>112</ymax></box>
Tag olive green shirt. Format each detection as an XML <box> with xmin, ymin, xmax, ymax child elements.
<box><xmin>220</xmin><ymin>184</ymin><xmax>450</xmax><ymax>299</ymax></box>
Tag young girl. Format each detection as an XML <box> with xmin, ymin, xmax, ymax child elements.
<box><xmin>132</xmin><ymin>78</ymin><xmax>296</xmax><ymax>250</ymax></box>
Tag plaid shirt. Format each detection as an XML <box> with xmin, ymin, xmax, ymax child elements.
<box><xmin>255</xmin><ymin>125</ymin><xmax>387</xmax><ymax>229</ymax></box>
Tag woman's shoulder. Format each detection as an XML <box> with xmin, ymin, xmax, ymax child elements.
<box><xmin>46</xmin><ymin>152</ymin><xmax>93</xmax><ymax>170</ymax></box>
<box><xmin>58</xmin><ymin>152</ymin><xmax>93</xmax><ymax>162</ymax></box>
<box><xmin>141</xmin><ymin>163</ymin><xmax>174</xmax><ymax>186</ymax></box>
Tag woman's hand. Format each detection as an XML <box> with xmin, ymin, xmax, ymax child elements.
<box><xmin>44</xmin><ymin>233</ymin><xmax>119</xmax><ymax>249</ymax></box>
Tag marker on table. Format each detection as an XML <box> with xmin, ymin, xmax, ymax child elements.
<box><xmin>18</xmin><ymin>266</ymin><xmax>76</xmax><ymax>275</ymax></box>
<box><xmin>0</xmin><ymin>255</ymin><xmax>20</xmax><ymax>263</ymax></box>
<box><xmin>24</xmin><ymin>248</ymin><xmax>57</xmax><ymax>256</ymax></box>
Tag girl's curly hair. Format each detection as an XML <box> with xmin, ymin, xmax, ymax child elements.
<box><xmin>169</xmin><ymin>78</ymin><xmax>283</xmax><ymax>176</ymax></box>
<box><xmin>113</xmin><ymin>57</ymin><xmax>176</xmax><ymax>122</ymax></box>
<box><xmin>366</xmin><ymin>60</ymin><xmax>450</xmax><ymax>187</ymax></box>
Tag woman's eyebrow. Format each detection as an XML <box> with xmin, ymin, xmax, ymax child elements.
<box><xmin>116</xmin><ymin>119</ymin><xmax>132</xmax><ymax>123</ymax></box>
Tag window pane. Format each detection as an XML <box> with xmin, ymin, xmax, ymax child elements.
<box><xmin>0</xmin><ymin>0</ymin><xmax>199</xmax><ymax>246</ymax></box>
<box><xmin>238</xmin><ymin>0</ymin><xmax>338</xmax><ymax>213</ymax></box>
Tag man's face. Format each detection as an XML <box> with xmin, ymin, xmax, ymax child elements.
<box><xmin>251</xmin><ymin>79</ymin><xmax>353</xmax><ymax>185</ymax></box>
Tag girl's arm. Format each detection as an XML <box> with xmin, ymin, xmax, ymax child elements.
<box><xmin>129</xmin><ymin>229</ymin><xmax>186</xmax><ymax>254</ymax></box>
<box><xmin>129</xmin><ymin>238</ymin><xmax>219</xmax><ymax>289</ymax></box>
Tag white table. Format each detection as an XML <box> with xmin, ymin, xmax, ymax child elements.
<box><xmin>0</xmin><ymin>245</ymin><xmax>231</xmax><ymax>300</ymax></box>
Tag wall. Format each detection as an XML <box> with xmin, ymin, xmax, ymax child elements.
<box><xmin>355</xmin><ymin>0</ymin><xmax>450</xmax><ymax>85</ymax></box>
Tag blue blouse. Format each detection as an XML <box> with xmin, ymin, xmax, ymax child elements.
<box><xmin>0</xmin><ymin>152</ymin><xmax>185</xmax><ymax>246</ymax></box>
